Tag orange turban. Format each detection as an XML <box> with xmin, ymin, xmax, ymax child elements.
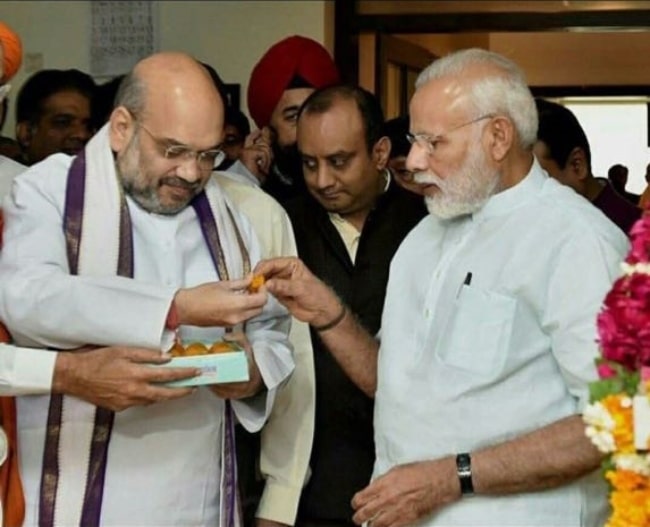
<box><xmin>247</xmin><ymin>35</ymin><xmax>340</xmax><ymax>129</ymax></box>
<box><xmin>0</xmin><ymin>21</ymin><xmax>22</xmax><ymax>83</ymax></box>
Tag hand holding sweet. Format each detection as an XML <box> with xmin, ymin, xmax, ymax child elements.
<box><xmin>174</xmin><ymin>276</ymin><xmax>267</xmax><ymax>328</ymax></box>
<box><xmin>254</xmin><ymin>256</ymin><xmax>343</xmax><ymax>328</ymax></box>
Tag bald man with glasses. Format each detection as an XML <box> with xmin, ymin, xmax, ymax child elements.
<box><xmin>0</xmin><ymin>52</ymin><xmax>293</xmax><ymax>527</ymax></box>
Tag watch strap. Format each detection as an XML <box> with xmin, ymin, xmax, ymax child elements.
<box><xmin>456</xmin><ymin>452</ymin><xmax>474</xmax><ymax>496</ymax></box>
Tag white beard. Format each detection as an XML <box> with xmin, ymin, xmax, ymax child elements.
<box><xmin>414</xmin><ymin>145</ymin><xmax>500</xmax><ymax>220</ymax></box>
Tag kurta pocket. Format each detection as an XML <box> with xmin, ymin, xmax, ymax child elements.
<box><xmin>435</xmin><ymin>285</ymin><xmax>516</xmax><ymax>377</ymax></box>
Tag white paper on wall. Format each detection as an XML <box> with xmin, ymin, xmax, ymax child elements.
<box><xmin>90</xmin><ymin>1</ymin><xmax>159</xmax><ymax>78</ymax></box>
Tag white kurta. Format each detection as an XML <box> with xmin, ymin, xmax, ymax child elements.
<box><xmin>375</xmin><ymin>160</ymin><xmax>629</xmax><ymax>526</ymax></box>
<box><xmin>221</xmin><ymin>160</ymin><xmax>263</xmax><ymax>187</ymax></box>
<box><xmin>0</xmin><ymin>154</ymin><xmax>294</xmax><ymax>527</ymax></box>
<box><xmin>0</xmin><ymin>154</ymin><xmax>26</xmax><ymax>203</ymax></box>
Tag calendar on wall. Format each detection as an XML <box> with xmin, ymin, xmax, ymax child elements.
<box><xmin>90</xmin><ymin>1</ymin><xmax>159</xmax><ymax>78</ymax></box>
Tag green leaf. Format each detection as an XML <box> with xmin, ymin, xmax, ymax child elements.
<box><xmin>589</xmin><ymin>379</ymin><xmax>622</xmax><ymax>402</ymax></box>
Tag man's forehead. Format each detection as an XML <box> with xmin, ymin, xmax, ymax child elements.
<box><xmin>298</xmin><ymin>111</ymin><xmax>365</xmax><ymax>151</ymax></box>
<box><xmin>410</xmin><ymin>79</ymin><xmax>472</xmax><ymax>129</ymax></box>
<box><xmin>277</xmin><ymin>87</ymin><xmax>314</xmax><ymax>113</ymax></box>
<box><xmin>43</xmin><ymin>90</ymin><xmax>90</xmax><ymax>110</ymax></box>
<box><xmin>300</xmin><ymin>100</ymin><xmax>362</xmax><ymax>133</ymax></box>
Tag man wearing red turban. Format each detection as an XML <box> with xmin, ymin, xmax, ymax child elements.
<box><xmin>227</xmin><ymin>35</ymin><xmax>340</xmax><ymax>204</ymax></box>
<box><xmin>224</xmin><ymin>34</ymin><xmax>340</xmax><ymax>527</ymax></box>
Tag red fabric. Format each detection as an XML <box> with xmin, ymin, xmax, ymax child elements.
<box><xmin>0</xmin><ymin>209</ymin><xmax>25</xmax><ymax>527</ymax></box>
<box><xmin>247</xmin><ymin>35</ymin><xmax>340</xmax><ymax>129</ymax></box>
<box><xmin>0</xmin><ymin>22</ymin><xmax>22</xmax><ymax>84</ymax></box>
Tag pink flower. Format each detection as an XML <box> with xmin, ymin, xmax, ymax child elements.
<box><xmin>598</xmin><ymin>273</ymin><xmax>650</xmax><ymax>369</ymax></box>
<box><xmin>626</xmin><ymin>214</ymin><xmax>650</xmax><ymax>264</ymax></box>
<box><xmin>597</xmin><ymin>362</ymin><xmax>617</xmax><ymax>379</ymax></box>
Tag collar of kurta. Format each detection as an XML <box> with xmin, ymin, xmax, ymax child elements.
<box><xmin>471</xmin><ymin>157</ymin><xmax>546</xmax><ymax>223</ymax></box>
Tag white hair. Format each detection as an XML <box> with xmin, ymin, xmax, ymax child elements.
<box><xmin>416</xmin><ymin>48</ymin><xmax>538</xmax><ymax>149</ymax></box>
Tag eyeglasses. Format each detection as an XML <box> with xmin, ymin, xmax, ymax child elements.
<box><xmin>405</xmin><ymin>114</ymin><xmax>495</xmax><ymax>156</ymax></box>
<box><xmin>133</xmin><ymin>115</ymin><xmax>225</xmax><ymax>172</ymax></box>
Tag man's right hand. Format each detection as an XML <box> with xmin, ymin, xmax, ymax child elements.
<box><xmin>257</xmin><ymin>257</ymin><xmax>379</xmax><ymax>398</ymax></box>
<box><xmin>53</xmin><ymin>347</ymin><xmax>200</xmax><ymax>412</ymax></box>
<box><xmin>174</xmin><ymin>276</ymin><xmax>268</xmax><ymax>328</ymax></box>
<box><xmin>254</xmin><ymin>257</ymin><xmax>343</xmax><ymax>328</ymax></box>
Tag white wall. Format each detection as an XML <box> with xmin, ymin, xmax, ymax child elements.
<box><xmin>0</xmin><ymin>0</ymin><xmax>330</xmax><ymax>137</ymax></box>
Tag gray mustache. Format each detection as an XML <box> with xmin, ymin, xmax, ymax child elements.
<box><xmin>161</xmin><ymin>177</ymin><xmax>200</xmax><ymax>191</ymax></box>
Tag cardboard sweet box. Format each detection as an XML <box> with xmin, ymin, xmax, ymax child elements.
<box><xmin>158</xmin><ymin>340</ymin><xmax>250</xmax><ymax>387</ymax></box>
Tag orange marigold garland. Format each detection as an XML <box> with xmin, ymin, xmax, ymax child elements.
<box><xmin>585</xmin><ymin>215</ymin><xmax>650</xmax><ymax>527</ymax></box>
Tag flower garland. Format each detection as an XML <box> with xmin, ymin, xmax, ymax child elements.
<box><xmin>584</xmin><ymin>215</ymin><xmax>650</xmax><ymax>527</ymax></box>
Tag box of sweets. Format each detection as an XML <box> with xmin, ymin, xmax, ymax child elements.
<box><xmin>159</xmin><ymin>340</ymin><xmax>249</xmax><ymax>387</ymax></box>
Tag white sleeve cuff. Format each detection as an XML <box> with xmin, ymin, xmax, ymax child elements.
<box><xmin>0</xmin><ymin>344</ymin><xmax>56</xmax><ymax>396</ymax></box>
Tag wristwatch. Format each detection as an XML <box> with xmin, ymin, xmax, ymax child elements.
<box><xmin>456</xmin><ymin>452</ymin><xmax>474</xmax><ymax>496</ymax></box>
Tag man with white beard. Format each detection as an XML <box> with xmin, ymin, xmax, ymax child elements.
<box><xmin>254</xmin><ymin>48</ymin><xmax>629</xmax><ymax>527</ymax></box>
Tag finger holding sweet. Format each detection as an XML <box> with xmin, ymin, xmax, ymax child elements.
<box><xmin>254</xmin><ymin>257</ymin><xmax>343</xmax><ymax>327</ymax></box>
<box><xmin>174</xmin><ymin>278</ymin><xmax>268</xmax><ymax>328</ymax></box>
<box><xmin>248</xmin><ymin>273</ymin><xmax>266</xmax><ymax>293</ymax></box>
<box><xmin>253</xmin><ymin>256</ymin><xmax>310</xmax><ymax>281</ymax></box>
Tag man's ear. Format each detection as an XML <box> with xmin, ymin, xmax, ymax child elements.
<box><xmin>485</xmin><ymin>116</ymin><xmax>514</xmax><ymax>162</ymax></box>
<box><xmin>109</xmin><ymin>106</ymin><xmax>135</xmax><ymax>153</ymax></box>
<box><xmin>567</xmin><ymin>146</ymin><xmax>589</xmax><ymax>181</ymax></box>
<box><xmin>372</xmin><ymin>136</ymin><xmax>391</xmax><ymax>170</ymax></box>
<box><xmin>15</xmin><ymin>121</ymin><xmax>32</xmax><ymax>149</ymax></box>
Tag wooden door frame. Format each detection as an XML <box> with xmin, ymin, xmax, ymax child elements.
<box><xmin>376</xmin><ymin>34</ymin><xmax>437</xmax><ymax>116</ymax></box>
<box><xmin>333</xmin><ymin>1</ymin><xmax>650</xmax><ymax>95</ymax></box>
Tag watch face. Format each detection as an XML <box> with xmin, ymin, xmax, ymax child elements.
<box><xmin>457</xmin><ymin>453</ymin><xmax>471</xmax><ymax>469</ymax></box>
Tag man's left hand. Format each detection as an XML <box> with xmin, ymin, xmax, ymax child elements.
<box><xmin>209</xmin><ymin>331</ymin><xmax>264</xmax><ymax>399</ymax></box>
<box><xmin>351</xmin><ymin>458</ymin><xmax>460</xmax><ymax>527</ymax></box>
